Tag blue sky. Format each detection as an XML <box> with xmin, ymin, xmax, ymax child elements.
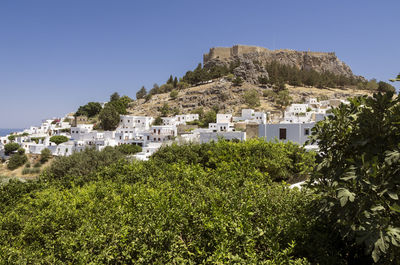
<box><xmin>0</xmin><ymin>0</ymin><xmax>399</xmax><ymax>128</ymax></box>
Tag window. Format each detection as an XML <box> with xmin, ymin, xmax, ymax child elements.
<box><xmin>279</xmin><ymin>128</ymin><xmax>287</xmax><ymax>140</ymax></box>
<box><xmin>304</xmin><ymin>128</ymin><xmax>310</xmax><ymax>136</ymax></box>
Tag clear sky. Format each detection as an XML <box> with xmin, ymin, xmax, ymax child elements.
<box><xmin>0</xmin><ymin>0</ymin><xmax>399</xmax><ymax>128</ymax></box>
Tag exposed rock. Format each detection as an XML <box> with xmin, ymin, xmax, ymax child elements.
<box><xmin>203</xmin><ymin>45</ymin><xmax>359</xmax><ymax>83</ymax></box>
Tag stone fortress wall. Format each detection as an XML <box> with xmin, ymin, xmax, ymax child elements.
<box><xmin>203</xmin><ymin>45</ymin><xmax>336</xmax><ymax>64</ymax></box>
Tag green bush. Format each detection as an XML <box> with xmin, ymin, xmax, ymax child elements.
<box><xmin>50</xmin><ymin>135</ymin><xmax>69</xmax><ymax>145</ymax></box>
<box><xmin>41</xmin><ymin>147</ymin><xmax>126</xmax><ymax>186</ymax></box>
<box><xmin>232</xmin><ymin>76</ymin><xmax>244</xmax><ymax>86</ymax></box>
<box><xmin>40</xmin><ymin>148</ymin><xmax>52</xmax><ymax>164</ymax></box>
<box><xmin>17</xmin><ymin>148</ymin><xmax>25</xmax><ymax>155</ymax></box>
<box><xmin>0</xmin><ymin>139</ymin><xmax>361</xmax><ymax>264</ymax></box>
<box><xmin>22</xmin><ymin>168</ymin><xmax>41</xmax><ymax>175</ymax></box>
<box><xmin>243</xmin><ymin>89</ymin><xmax>260</xmax><ymax>108</ymax></box>
<box><xmin>169</xmin><ymin>89</ymin><xmax>178</xmax><ymax>99</ymax></box>
<box><xmin>151</xmin><ymin>139</ymin><xmax>315</xmax><ymax>183</ymax></box>
<box><xmin>74</xmin><ymin>102</ymin><xmax>102</xmax><ymax>117</ymax></box>
<box><xmin>115</xmin><ymin>144</ymin><xmax>142</xmax><ymax>155</ymax></box>
<box><xmin>7</xmin><ymin>154</ymin><xmax>28</xmax><ymax>170</ymax></box>
<box><xmin>308</xmin><ymin>92</ymin><xmax>400</xmax><ymax>263</ymax></box>
<box><xmin>4</xmin><ymin>142</ymin><xmax>20</xmax><ymax>155</ymax></box>
<box><xmin>0</xmin><ymin>160</ymin><xmax>318</xmax><ymax>264</ymax></box>
<box><xmin>34</xmin><ymin>162</ymin><xmax>42</xmax><ymax>168</ymax></box>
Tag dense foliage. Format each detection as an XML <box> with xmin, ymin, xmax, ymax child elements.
<box><xmin>49</xmin><ymin>135</ymin><xmax>69</xmax><ymax>145</ymax></box>
<box><xmin>151</xmin><ymin>140</ymin><xmax>315</xmax><ymax>183</ymax></box>
<box><xmin>187</xmin><ymin>108</ymin><xmax>217</xmax><ymax>128</ymax></box>
<box><xmin>74</xmin><ymin>102</ymin><xmax>102</xmax><ymax>117</ymax></box>
<box><xmin>40</xmin><ymin>148</ymin><xmax>52</xmax><ymax>164</ymax></box>
<box><xmin>114</xmin><ymin>144</ymin><xmax>142</xmax><ymax>155</ymax></box>
<box><xmin>0</xmin><ymin>140</ymin><xmax>342</xmax><ymax>264</ymax></box>
<box><xmin>41</xmin><ymin>147</ymin><xmax>126</xmax><ymax>186</ymax></box>
<box><xmin>4</xmin><ymin>142</ymin><xmax>20</xmax><ymax>155</ymax></box>
<box><xmin>182</xmin><ymin>62</ymin><xmax>239</xmax><ymax>86</ymax></box>
<box><xmin>98</xmin><ymin>93</ymin><xmax>131</xmax><ymax>130</ymax></box>
<box><xmin>308</xmin><ymin>92</ymin><xmax>400</xmax><ymax>263</ymax></box>
<box><xmin>136</xmin><ymin>86</ymin><xmax>147</xmax><ymax>99</ymax></box>
<box><xmin>7</xmin><ymin>153</ymin><xmax>27</xmax><ymax>170</ymax></box>
<box><xmin>243</xmin><ymin>89</ymin><xmax>261</xmax><ymax>108</ymax></box>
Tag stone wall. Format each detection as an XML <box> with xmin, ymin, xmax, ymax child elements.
<box><xmin>203</xmin><ymin>44</ymin><xmax>354</xmax><ymax>80</ymax></box>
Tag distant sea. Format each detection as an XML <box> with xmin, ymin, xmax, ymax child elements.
<box><xmin>0</xmin><ymin>129</ymin><xmax>24</xmax><ymax>137</ymax></box>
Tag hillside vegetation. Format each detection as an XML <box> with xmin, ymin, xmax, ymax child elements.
<box><xmin>1</xmin><ymin>90</ymin><xmax>400</xmax><ymax>265</ymax></box>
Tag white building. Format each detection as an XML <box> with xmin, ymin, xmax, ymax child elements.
<box><xmin>208</xmin><ymin>123</ymin><xmax>234</xmax><ymax>132</ymax></box>
<box><xmin>175</xmin><ymin>114</ymin><xmax>199</xmax><ymax>125</ymax></box>
<box><xmin>259</xmin><ymin>122</ymin><xmax>315</xmax><ymax>145</ymax></box>
<box><xmin>119</xmin><ymin>115</ymin><xmax>154</xmax><ymax>130</ymax></box>
<box><xmin>149</xmin><ymin>125</ymin><xmax>177</xmax><ymax>142</ymax></box>
<box><xmin>233</xmin><ymin>109</ymin><xmax>267</xmax><ymax>124</ymax></box>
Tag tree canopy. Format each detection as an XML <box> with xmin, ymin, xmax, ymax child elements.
<box><xmin>50</xmin><ymin>135</ymin><xmax>69</xmax><ymax>145</ymax></box>
<box><xmin>308</xmin><ymin>92</ymin><xmax>400</xmax><ymax>263</ymax></box>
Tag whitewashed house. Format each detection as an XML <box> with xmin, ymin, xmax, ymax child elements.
<box><xmin>162</xmin><ymin>117</ymin><xmax>177</xmax><ymax>126</ymax></box>
<box><xmin>119</xmin><ymin>115</ymin><xmax>154</xmax><ymax>130</ymax></box>
<box><xmin>259</xmin><ymin>122</ymin><xmax>315</xmax><ymax>145</ymax></box>
<box><xmin>149</xmin><ymin>125</ymin><xmax>177</xmax><ymax>142</ymax></box>
<box><xmin>175</xmin><ymin>114</ymin><xmax>199</xmax><ymax>125</ymax></box>
<box><xmin>233</xmin><ymin>109</ymin><xmax>267</xmax><ymax>124</ymax></box>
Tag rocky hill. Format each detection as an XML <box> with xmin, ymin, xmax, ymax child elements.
<box><xmin>127</xmin><ymin>79</ymin><xmax>371</xmax><ymax>119</ymax></box>
<box><xmin>203</xmin><ymin>45</ymin><xmax>358</xmax><ymax>84</ymax></box>
<box><xmin>127</xmin><ymin>45</ymin><xmax>373</xmax><ymax>118</ymax></box>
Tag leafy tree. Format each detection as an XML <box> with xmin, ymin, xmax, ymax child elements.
<box><xmin>172</xmin><ymin>107</ymin><xmax>180</xmax><ymax>116</ymax></box>
<box><xmin>243</xmin><ymin>89</ymin><xmax>260</xmax><ymax>108</ymax></box>
<box><xmin>99</xmin><ymin>104</ymin><xmax>120</xmax><ymax>131</ymax></box>
<box><xmin>136</xmin><ymin>86</ymin><xmax>147</xmax><ymax>99</ymax></box>
<box><xmin>366</xmin><ymin>79</ymin><xmax>379</xmax><ymax>91</ymax></box>
<box><xmin>378</xmin><ymin>81</ymin><xmax>396</xmax><ymax>93</ymax></box>
<box><xmin>115</xmin><ymin>144</ymin><xmax>142</xmax><ymax>155</ymax></box>
<box><xmin>159</xmin><ymin>83</ymin><xmax>174</xmax><ymax>93</ymax></box>
<box><xmin>108</xmin><ymin>100</ymin><xmax>127</xmax><ymax>115</ymax></box>
<box><xmin>4</xmin><ymin>143</ymin><xmax>20</xmax><ymax>155</ymax></box>
<box><xmin>7</xmin><ymin>135</ymin><xmax>15</xmax><ymax>141</ymax></box>
<box><xmin>153</xmin><ymin>116</ymin><xmax>163</xmax><ymax>125</ymax></box>
<box><xmin>31</xmin><ymin>137</ymin><xmax>45</xmax><ymax>144</ymax></box>
<box><xmin>232</xmin><ymin>76</ymin><xmax>244</xmax><ymax>86</ymax></box>
<box><xmin>50</xmin><ymin>135</ymin><xmax>69</xmax><ymax>145</ymax></box>
<box><xmin>42</xmin><ymin>147</ymin><xmax>126</xmax><ymax>185</ymax></box>
<box><xmin>7</xmin><ymin>154</ymin><xmax>27</xmax><ymax>170</ymax></box>
<box><xmin>176</xmin><ymin>81</ymin><xmax>189</xmax><ymax>90</ymax></box>
<box><xmin>167</xmin><ymin>75</ymin><xmax>174</xmax><ymax>84</ymax></box>
<box><xmin>191</xmin><ymin>107</ymin><xmax>204</xmax><ymax>120</ymax></box>
<box><xmin>145</xmin><ymin>94</ymin><xmax>152</xmax><ymax>102</ymax></box>
<box><xmin>40</xmin><ymin>148</ymin><xmax>52</xmax><ymax>164</ymax></box>
<box><xmin>308</xmin><ymin>92</ymin><xmax>400</xmax><ymax>263</ymax></box>
<box><xmin>169</xmin><ymin>89</ymin><xmax>178</xmax><ymax>100</ymax></box>
<box><xmin>159</xmin><ymin>103</ymin><xmax>170</xmax><ymax>116</ymax></box>
<box><xmin>75</xmin><ymin>102</ymin><xmax>102</xmax><ymax>117</ymax></box>
<box><xmin>0</xmin><ymin>139</ymin><xmax>324</xmax><ymax>264</ymax></box>
<box><xmin>110</xmin><ymin>92</ymin><xmax>120</xmax><ymax>102</ymax></box>
<box><xmin>17</xmin><ymin>148</ymin><xmax>25</xmax><ymax>155</ymax></box>
<box><xmin>202</xmin><ymin>110</ymin><xmax>216</xmax><ymax>127</ymax></box>
<box><xmin>119</xmin><ymin>95</ymin><xmax>132</xmax><ymax>107</ymax></box>
<box><xmin>275</xmin><ymin>90</ymin><xmax>292</xmax><ymax>109</ymax></box>
<box><xmin>149</xmin><ymin>83</ymin><xmax>160</xmax><ymax>95</ymax></box>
